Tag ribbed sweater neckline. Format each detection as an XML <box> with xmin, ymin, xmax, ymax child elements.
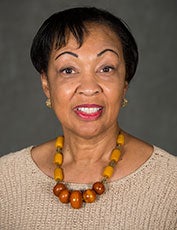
<box><xmin>25</xmin><ymin>145</ymin><xmax>160</xmax><ymax>188</ymax></box>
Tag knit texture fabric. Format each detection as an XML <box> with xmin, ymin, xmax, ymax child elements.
<box><xmin>0</xmin><ymin>146</ymin><xmax>177</xmax><ymax>230</ymax></box>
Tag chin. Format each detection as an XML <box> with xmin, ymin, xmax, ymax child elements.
<box><xmin>76</xmin><ymin>129</ymin><xmax>101</xmax><ymax>139</ymax></box>
<box><xmin>63</xmin><ymin>124</ymin><xmax>101</xmax><ymax>139</ymax></box>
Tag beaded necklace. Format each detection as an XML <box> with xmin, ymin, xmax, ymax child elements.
<box><xmin>53</xmin><ymin>133</ymin><xmax>124</xmax><ymax>209</ymax></box>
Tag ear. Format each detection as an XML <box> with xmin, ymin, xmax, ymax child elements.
<box><xmin>40</xmin><ymin>73</ymin><xmax>51</xmax><ymax>98</ymax></box>
<box><xmin>123</xmin><ymin>81</ymin><xmax>129</xmax><ymax>97</ymax></box>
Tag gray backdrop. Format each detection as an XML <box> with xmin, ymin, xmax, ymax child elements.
<box><xmin>0</xmin><ymin>0</ymin><xmax>177</xmax><ymax>156</ymax></box>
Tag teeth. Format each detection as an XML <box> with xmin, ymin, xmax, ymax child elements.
<box><xmin>77</xmin><ymin>107</ymin><xmax>101</xmax><ymax>114</ymax></box>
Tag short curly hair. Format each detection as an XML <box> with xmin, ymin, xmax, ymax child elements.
<box><xmin>30</xmin><ymin>7</ymin><xmax>138</xmax><ymax>83</ymax></box>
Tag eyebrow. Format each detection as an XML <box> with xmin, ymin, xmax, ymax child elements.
<box><xmin>55</xmin><ymin>51</ymin><xmax>78</xmax><ymax>60</ymax></box>
<box><xmin>55</xmin><ymin>48</ymin><xmax>119</xmax><ymax>60</ymax></box>
<box><xmin>97</xmin><ymin>49</ymin><xmax>119</xmax><ymax>57</ymax></box>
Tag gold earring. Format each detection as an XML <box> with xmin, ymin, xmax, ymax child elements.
<box><xmin>46</xmin><ymin>98</ymin><xmax>52</xmax><ymax>108</ymax></box>
<box><xmin>122</xmin><ymin>98</ymin><xmax>128</xmax><ymax>108</ymax></box>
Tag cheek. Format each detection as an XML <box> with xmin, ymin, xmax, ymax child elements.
<box><xmin>105</xmin><ymin>65</ymin><xmax>126</xmax><ymax>102</ymax></box>
<box><xmin>106</xmin><ymin>80</ymin><xmax>125</xmax><ymax>101</ymax></box>
<box><xmin>49</xmin><ymin>81</ymin><xmax>75</xmax><ymax>107</ymax></box>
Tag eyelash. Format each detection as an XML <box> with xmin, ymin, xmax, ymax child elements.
<box><xmin>59</xmin><ymin>67</ymin><xmax>76</xmax><ymax>75</ymax></box>
<box><xmin>100</xmin><ymin>66</ymin><xmax>115</xmax><ymax>73</ymax></box>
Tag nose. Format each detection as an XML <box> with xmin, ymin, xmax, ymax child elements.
<box><xmin>76</xmin><ymin>75</ymin><xmax>103</xmax><ymax>96</ymax></box>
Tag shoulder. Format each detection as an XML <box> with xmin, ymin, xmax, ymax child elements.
<box><xmin>152</xmin><ymin>146</ymin><xmax>177</xmax><ymax>174</ymax></box>
<box><xmin>0</xmin><ymin>147</ymin><xmax>33</xmax><ymax>176</ymax></box>
<box><xmin>0</xmin><ymin>146</ymin><xmax>32</xmax><ymax>163</ymax></box>
<box><xmin>125</xmin><ymin>131</ymin><xmax>177</xmax><ymax>170</ymax></box>
<box><xmin>153</xmin><ymin>146</ymin><xmax>177</xmax><ymax>166</ymax></box>
<box><xmin>124</xmin><ymin>132</ymin><xmax>177</xmax><ymax>184</ymax></box>
<box><xmin>140</xmin><ymin>145</ymin><xmax>177</xmax><ymax>197</ymax></box>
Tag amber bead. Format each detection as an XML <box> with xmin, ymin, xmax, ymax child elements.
<box><xmin>58</xmin><ymin>189</ymin><xmax>70</xmax><ymax>203</ymax></box>
<box><xmin>103</xmin><ymin>165</ymin><xmax>114</xmax><ymax>178</ymax></box>
<box><xmin>117</xmin><ymin>134</ymin><xmax>124</xmax><ymax>145</ymax></box>
<box><xmin>83</xmin><ymin>189</ymin><xmax>96</xmax><ymax>203</ymax></box>
<box><xmin>54</xmin><ymin>167</ymin><xmax>63</xmax><ymax>181</ymax></box>
<box><xmin>93</xmin><ymin>182</ymin><xmax>105</xmax><ymax>195</ymax></box>
<box><xmin>110</xmin><ymin>148</ymin><xmax>121</xmax><ymax>162</ymax></box>
<box><xmin>53</xmin><ymin>183</ymin><xmax>66</xmax><ymax>197</ymax></box>
<box><xmin>55</xmin><ymin>136</ymin><xmax>64</xmax><ymax>148</ymax></box>
<box><xmin>54</xmin><ymin>152</ymin><xmax>63</xmax><ymax>165</ymax></box>
<box><xmin>70</xmin><ymin>191</ymin><xmax>83</xmax><ymax>209</ymax></box>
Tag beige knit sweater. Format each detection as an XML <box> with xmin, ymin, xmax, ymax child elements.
<box><xmin>0</xmin><ymin>146</ymin><xmax>177</xmax><ymax>230</ymax></box>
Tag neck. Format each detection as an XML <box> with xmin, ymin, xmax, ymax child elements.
<box><xmin>62</xmin><ymin>126</ymin><xmax>120</xmax><ymax>165</ymax></box>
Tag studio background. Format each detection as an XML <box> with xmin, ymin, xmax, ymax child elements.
<box><xmin>0</xmin><ymin>0</ymin><xmax>177</xmax><ymax>156</ymax></box>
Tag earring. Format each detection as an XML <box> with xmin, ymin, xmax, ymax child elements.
<box><xmin>46</xmin><ymin>98</ymin><xmax>52</xmax><ymax>108</ymax></box>
<box><xmin>122</xmin><ymin>98</ymin><xmax>128</xmax><ymax>108</ymax></box>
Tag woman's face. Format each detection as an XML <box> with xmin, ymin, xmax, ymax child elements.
<box><xmin>41</xmin><ymin>24</ymin><xmax>128</xmax><ymax>138</ymax></box>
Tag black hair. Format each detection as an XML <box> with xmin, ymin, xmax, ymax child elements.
<box><xmin>30</xmin><ymin>7</ymin><xmax>138</xmax><ymax>83</ymax></box>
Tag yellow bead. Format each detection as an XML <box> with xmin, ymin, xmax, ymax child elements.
<box><xmin>54</xmin><ymin>152</ymin><xmax>63</xmax><ymax>165</ymax></box>
<box><xmin>55</xmin><ymin>136</ymin><xmax>64</xmax><ymax>148</ymax></box>
<box><xmin>110</xmin><ymin>148</ymin><xmax>121</xmax><ymax>162</ymax></box>
<box><xmin>54</xmin><ymin>167</ymin><xmax>63</xmax><ymax>181</ymax></box>
<box><xmin>103</xmin><ymin>165</ymin><xmax>114</xmax><ymax>178</ymax></box>
<box><xmin>117</xmin><ymin>134</ymin><xmax>124</xmax><ymax>145</ymax></box>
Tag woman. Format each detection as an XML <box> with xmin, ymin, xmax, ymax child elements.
<box><xmin>0</xmin><ymin>7</ymin><xmax>176</xmax><ymax>230</ymax></box>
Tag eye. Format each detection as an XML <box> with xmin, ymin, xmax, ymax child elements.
<box><xmin>100</xmin><ymin>66</ymin><xmax>115</xmax><ymax>73</ymax></box>
<box><xmin>60</xmin><ymin>67</ymin><xmax>75</xmax><ymax>74</ymax></box>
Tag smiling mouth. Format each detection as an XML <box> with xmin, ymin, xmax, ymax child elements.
<box><xmin>73</xmin><ymin>104</ymin><xmax>103</xmax><ymax>120</ymax></box>
<box><xmin>76</xmin><ymin>107</ymin><xmax>102</xmax><ymax>114</ymax></box>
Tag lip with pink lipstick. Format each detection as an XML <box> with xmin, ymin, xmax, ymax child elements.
<box><xmin>73</xmin><ymin>104</ymin><xmax>103</xmax><ymax>120</ymax></box>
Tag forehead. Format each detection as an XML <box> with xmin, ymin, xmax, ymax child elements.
<box><xmin>53</xmin><ymin>23</ymin><xmax>123</xmax><ymax>54</ymax></box>
<box><xmin>86</xmin><ymin>23</ymin><xmax>121</xmax><ymax>44</ymax></box>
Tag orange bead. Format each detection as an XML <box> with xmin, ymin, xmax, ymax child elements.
<box><xmin>53</xmin><ymin>183</ymin><xmax>66</xmax><ymax>197</ymax></box>
<box><xmin>103</xmin><ymin>165</ymin><xmax>114</xmax><ymax>178</ymax></box>
<box><xmin>117</xmin><ymin>134</ymin><xmax>124</xmax><ymax>145</ymax></box>
<box><xmin>55</xmin><ymin>136</ymin><xmax>64</xmax><ymax>148</ymax></box>
<box><xmin>58</xmin><ymin>189</ymin><xmax>70</xmax><ymax>203</ymax></box>
<box><xmin>83</xmin><ymin>189</ymin><xmax>96</xmax><ymax>203</ymax></box>
<box><xmin>70</xmin><ymin>191</ymin><xmax>83</xmax><ymax>209</ymax></box>
<box><xmin>54</xmin><ymin>152</ymin><xmax>63</xmax><ymax>165</ymax></box>
<box><xmin>93</xmin><ymin>182</ymin><xmax>105</xmax><ymax>195</ymax></box>
<box><xmin>54</xmin><ymin>167</ymin><xmax>63</xmax><ymax>181</ymax></box>
<box><xmin>110</xmin><ymin>148</ymin><xmax>121</xmax><ymax>162</ymax></box>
